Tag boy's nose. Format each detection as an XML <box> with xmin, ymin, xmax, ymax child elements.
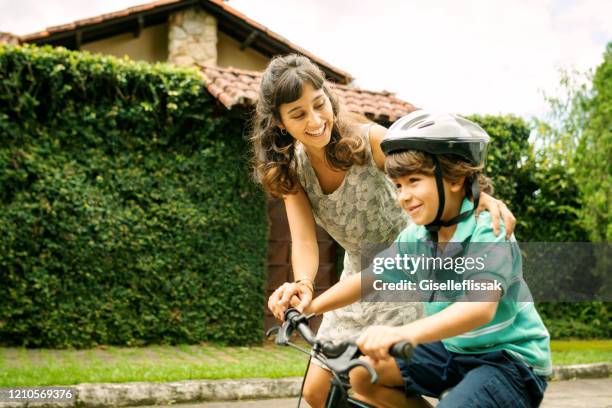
<box><xmin>398</xmin><ymin>188</ymin><xmax>412</xmax><ymax>203</ymax></box>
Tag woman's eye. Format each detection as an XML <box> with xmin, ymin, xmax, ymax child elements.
<box><xmin>291</xmin><ymin>113</ymin><xmax>305</xmax><ymax>120</ymax></box>
<box><xmin>315</xmin><ymin>103</ymin><xmax>325</xmax><ymax>110</ymax></box>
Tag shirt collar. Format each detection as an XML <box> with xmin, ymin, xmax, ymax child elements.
<box><xmin>413</xmin><ymin>197</ymin><xmax>476</xmax><ymax>243</ymax></box>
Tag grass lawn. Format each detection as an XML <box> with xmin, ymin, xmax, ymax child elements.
<box><xmin>550</xmin><ymin>340</ymin><xmax>612</xmax><ymax>365</ymax></box>
<box><xmin>1</xmin><ymin>340</ymin><xmax>610</xmax><ymax>386</ymax></box>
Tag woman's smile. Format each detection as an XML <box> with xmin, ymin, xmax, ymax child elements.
<box><xmin>305</xmin><ymin>122</ymin><xmax>327</xmax><ymax>137</ymax></box>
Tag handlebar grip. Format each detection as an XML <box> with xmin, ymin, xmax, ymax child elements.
<box><xmin>284</xmin><ymin>308</ymin><xmax>300</xmax><ymax>321</ymax></box>
<box><xmin>389</xmin><ymin>341</ymin><xmax>414</xmax><ymax>360</ymax></box>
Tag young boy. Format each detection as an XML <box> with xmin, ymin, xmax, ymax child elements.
<box><xmin>296</xmin><ymin>111</ymin><xmax>551</xmax><ymax>407</ymax></box>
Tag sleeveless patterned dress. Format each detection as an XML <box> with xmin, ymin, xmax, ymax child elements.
<box><xmin>295</xmin><ymin>123</ymin><xmax>423</xmax><ymax>343</ymax></box>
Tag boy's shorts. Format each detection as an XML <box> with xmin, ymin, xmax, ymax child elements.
<box><xmin>394</xmin><ymin>341</ymin><xmax>547</xmax><ymax>407</ymax></box>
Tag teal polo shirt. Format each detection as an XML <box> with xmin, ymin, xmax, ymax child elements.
<box><xmin>389</xmin><ymin>198</ymin><xmax>552</xmax><ymax>376</ymax></box>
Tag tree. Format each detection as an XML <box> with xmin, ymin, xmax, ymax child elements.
<box><xmin>575</xmin><ymin>42</ymin><xmax>612</xmax><ymax>243</ymax></box>
<box><xmin>532</xmin><ymin>42</ymin><xmax>611</xmax><ymax>243</ymax></box>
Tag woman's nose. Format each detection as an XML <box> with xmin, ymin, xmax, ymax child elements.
<box><xmin>307</xmin><ymin>111</ymin><xmax>323</xmax><ymax>126</ymax></box>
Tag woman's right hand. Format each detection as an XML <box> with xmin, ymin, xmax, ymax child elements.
<box><xmin>268</xmin><ymin>282</ymin><xmax>314</xmax><ymax>321</ymax></box>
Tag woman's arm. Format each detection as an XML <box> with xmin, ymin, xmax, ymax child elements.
<box><xmin>268</xmin><ymin>185</ymin><xmax>319</xmax><ymax>320</ymax></box>
<box><xmin>367</xmin><ymin>122</ymin><xmax>389</xmax><ymax>171</ymax></box>
<box><xmin>295</xmin><ymin>272</ymin><xmax>363</xmax><ymax>315</ymax></box>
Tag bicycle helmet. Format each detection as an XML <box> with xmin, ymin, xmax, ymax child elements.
<box><xmin>381</xmin><ymin>110</ymin><xmax>490</xmax><ymax>242</ymax></box>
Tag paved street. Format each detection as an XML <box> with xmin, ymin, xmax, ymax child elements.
<box><xmin>137</xmin><ymin>378</ymin><xmax>612</xmax><ymax>407</ymax></box>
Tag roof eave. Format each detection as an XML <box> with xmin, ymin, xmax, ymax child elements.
<box><xmin>20</xmin><ymin>0</ymin><xmax>353</xmax><ymax>84</ymax></box>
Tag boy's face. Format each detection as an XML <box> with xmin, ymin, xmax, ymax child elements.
<box><xmin>392</xmin><ymin>172</ymin><xmax>441</xmax><ymax>225</ymax></box>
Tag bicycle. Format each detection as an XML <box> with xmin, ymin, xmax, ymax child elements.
<box><xmin>267</xmin><ymin>308</ymin><xmax>414</xmax><ymax>408</ymax></box>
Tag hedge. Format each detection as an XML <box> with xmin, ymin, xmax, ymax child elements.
<box><xmin>0</xmin><ymin>45</ymin><xmax>267</xmax><ymax>348</ymax></box>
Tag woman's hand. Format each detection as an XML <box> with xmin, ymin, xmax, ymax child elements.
<box><xmin>268</xmin><ymin>282</ymin><xmax>313</xmax><ymax>321</ymax></box>
<box><xmin>356</xmin><ymin>325</ymin><xmax>413</xmax><ymax>361</ymax></box>
<box><xmin>477</xmin><ymin>193</ymin><xmax>516</xmax><ymax>239</ymax></box>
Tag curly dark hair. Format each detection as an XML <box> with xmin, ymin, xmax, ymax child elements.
<box><xmin>249</xmin><ymin>54</ymin><xmax>368</xmax><ymax>197</ymax></box>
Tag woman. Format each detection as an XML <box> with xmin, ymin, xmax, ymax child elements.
<box><xmin>250</xmin><ymin>54</ymin><xmax>515</xmax><ymax>408</ymax></box>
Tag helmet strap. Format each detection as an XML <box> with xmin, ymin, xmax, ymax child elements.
<box><xmin>425</xmin><ymin>160</ymin><xmax>480</xmax><ymax>246</ymax></box>
<box><xmin>425</xmin><ymin>156</ymin><xmax>446</xmax><ymax>245</ymax></box>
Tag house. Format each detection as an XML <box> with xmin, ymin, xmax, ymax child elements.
<box><xmin>4</xmin><ymin>0</ymin><xmax>416</xmax><ymax>330</ymax></box>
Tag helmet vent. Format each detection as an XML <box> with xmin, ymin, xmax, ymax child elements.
<box><xmin>417</xmin><ymin>121</ymin><xmax>435</xmax><ymax>129</ymax></box>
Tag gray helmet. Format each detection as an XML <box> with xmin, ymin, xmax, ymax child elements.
<box><xmin>381</xmin><ymin>110</ymin><xmax>491</xmax><ymax>242</ymax></box>
<box><xmin>380</xmin><ymin>110</ymin><xmax>489</xmax><ymax>165</ymax></box>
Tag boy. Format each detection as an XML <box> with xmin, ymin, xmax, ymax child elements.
<box><xmin>296</xmin><ymin>111</ymin><xmax>551</xmax><ymax>407</ymax></box>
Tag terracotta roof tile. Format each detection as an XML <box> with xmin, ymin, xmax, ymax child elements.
<box><xmin>197</xmin><ymin>64</ymin><xmax>416</xmax><ymax>123</ymax></box>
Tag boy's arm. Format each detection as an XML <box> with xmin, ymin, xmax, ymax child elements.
<box><xmin>399</xmin><ymin>294</ymin><xmax>500</xmax><ymax>345</ymax></box>
<box><xmin>356</xmin><ymin>287</ymin><xmax>501</xmax><ymax>361</ymax></box>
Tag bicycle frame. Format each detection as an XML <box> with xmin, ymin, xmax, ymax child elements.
<box><xmin>324</xmin><ymin>368</ymin><xmax>375</xmax><ymax>408</ymax></box>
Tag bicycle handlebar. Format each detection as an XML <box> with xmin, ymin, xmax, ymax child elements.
<box><xmin>282</xmin><ymin>308</ymin><xmax>414</xmax><ymax>360</ymax></box>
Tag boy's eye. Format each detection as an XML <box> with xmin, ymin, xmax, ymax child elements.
<box><xmin>395</xmin><ymin>183</ymin><xmax>402</xmax><ymax>189</ymax></box>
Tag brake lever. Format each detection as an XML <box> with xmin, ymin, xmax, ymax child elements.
<box><xmin>272</xmin><ymin>309</ymin><xmax>311</xmax><ymax>346</ymax></box>
<box><xmin>345</xmin><ymin>359</ymin><xmax>378</xmax><ymax>384</ymax></box>
<box><xmin>265</xmin><ymin>326</ymin><xmax>280</xmax><ymax>338</ymax></box>
<box><xmin>275</xmin><ymin>319</ymin><xmax>293</xmax><ymax>345</ymax></box>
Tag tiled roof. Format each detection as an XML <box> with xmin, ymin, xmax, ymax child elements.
<box><xmin>21</xmin><ymin>0</ymin><xmax>181</xmax><ymax>41</ymax></box>
<box><xmin>0</xmin><ymin>32</ymin><xmax>20</xmax><ymax>45</ymax></box>
<box><xmin>19</xmin><ymin>0</ymin><xmax>352</xmax><ymax>84</ymax></box>
<box><xmin>199</xmin><ymin>64</ymin><xmax>416</xmax><ymax>123</ymax></box>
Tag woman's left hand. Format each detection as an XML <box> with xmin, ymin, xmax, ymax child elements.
<box><xmin>356</xmin><ymin>326</ymin><xmax>410</xmax><ymax>361</ymax></box>
<box><xmin>477</xmin><ymin>193</ymin><xmax>516</xmax><ymax>239</ymax></box>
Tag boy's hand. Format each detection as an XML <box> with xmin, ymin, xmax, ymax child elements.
<box><xmin>356</xmin><ymin>326</ymin><xmax>414</xmax><ymax>361</ymax></box>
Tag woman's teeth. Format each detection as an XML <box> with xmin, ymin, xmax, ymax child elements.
<box><xmin>305</xmin><ymin>123</ymin><xmax>326</xmax><ymax>136</ymax></box>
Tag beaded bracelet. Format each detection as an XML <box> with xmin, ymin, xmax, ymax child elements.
<box><xmin>294</xmin><ymin>278</ymin><xmax>315</xmax><ymax>295</ymax></box>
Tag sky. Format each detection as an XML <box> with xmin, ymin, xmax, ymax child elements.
<box><xmin>1</xmin><ymin>0</ymin><xmax>610</xmax><ymax>118</ymax></box>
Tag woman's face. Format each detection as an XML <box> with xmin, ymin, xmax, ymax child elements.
<box><xmin>278</xmin><ymin>82</ymin><xmax>334</xmax><ymax>151</ymax></box>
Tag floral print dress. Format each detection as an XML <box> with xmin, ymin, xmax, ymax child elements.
<box><xmin>295</xmin><ymin>123</ymin><xmax>422</xmax><ymax>343</ymax></box>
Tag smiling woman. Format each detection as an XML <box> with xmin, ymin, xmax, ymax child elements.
<box><xmin>251</xmin><ymin>54</ymin><xmax>368</xmax><ymax>198</ymax></box>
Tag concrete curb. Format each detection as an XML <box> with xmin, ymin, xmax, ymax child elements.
<box><xmin>1</xmin><ymin>364</ymin><xmax>610</xmax><ymax>407</ymax></box>
<box><xmin>550</xmin><ymin>363</ymin><xmax>611</xmax><ymax>381</ymax></box>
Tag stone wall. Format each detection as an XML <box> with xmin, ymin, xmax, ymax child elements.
<box><xmin>168</xmin><ymin>7</ymin><xmax>217</xmax><ymax>66</ymax></box>
<box><xmin>0</xmin><ymin>32</ymin><xmax>20</xmax><ymax>45</ymax></box>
